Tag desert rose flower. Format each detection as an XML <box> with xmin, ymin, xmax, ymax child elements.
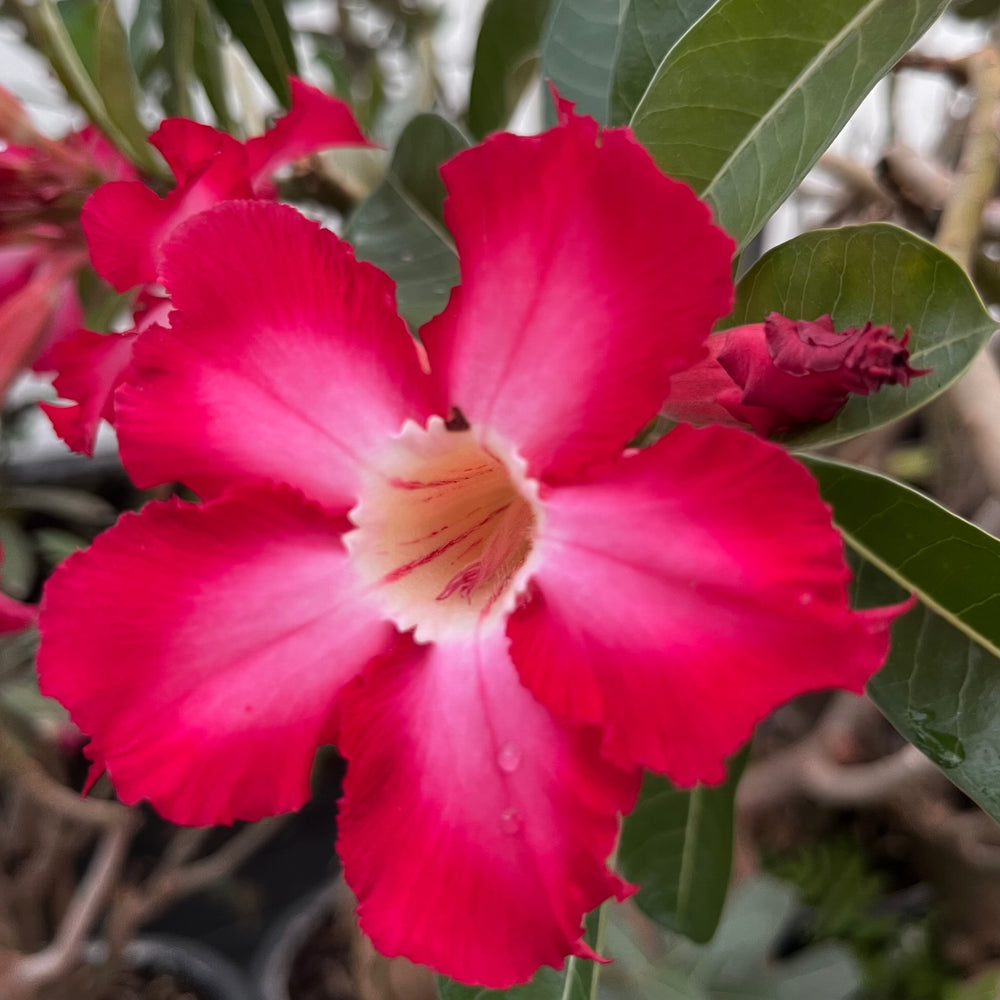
<box><xmin>664</xmin><ymin>311</ymin><xmax>928</xmax><ymax>435</ymax></box>
<box><xmin>0</xmin><ymin>87</ymin><xmax>135</xmax><ymax>393</ymax></box>
<box><xmin>42</xmin><ymin>78</ymin><xmax>372</xmax><ymax>455</ymax></box>
<box><xmin>37</xmin><ymin>102</ymin><xmax>907</xmax><ymax>986</ymax></box>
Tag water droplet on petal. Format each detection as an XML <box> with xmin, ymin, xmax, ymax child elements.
<box><xmin>499</xmin><ymin>807</ymin><xmax>522</xmax><ymax>835</ymax></box>
<box><xmin>798</xmin><ymin>591</ymin><xmax>814</xmax><ymax>606</ymax></box>
<box><xmin>497</xmin><ymin>741</ymin><xmax>522</xmax><ymax>773</ymax></box>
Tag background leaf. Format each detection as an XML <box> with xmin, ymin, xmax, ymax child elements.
<box><xmin>809</xmin><ymin>457</ymin><xmax>1000</xmax><ymax>822</ymax></box>
<box><xmin>468</xmin><ymin>0</ymin><xmax>553</xmax><ymax>139</ymax></box>
<box><xmin>618</xmin><ymin>751</ymin><xmax>746</xmax><ymax>943</ymax></box>
<box><xmin>540</xmin><ymin>0</ymin><xmax>624</xmax><ymax>124</ymax></box>
<box><xmin>438</xmin><ymin>957</ymin><xmax>595</xmax><ymax>1000</ymax></box>
<box><xmin>209</xmin><ymin>0</ymin><xmax>297</xmax><ymax>106</ymax></box>
<box><xmin>608</xmin><ymin>0</ymin><xmax>715</xmax><ymax>126</ymax></box>
<box><xmin>630</xmin><ymin>0</ymin><xmax>951</xmax><ymax>249</ymax></box>
<box><xmin>345</xmin><ymin>114</ymin><xmax>467</xmax><ymax>330</ymax></box>
<box><xmin>725</xmin><ymin>224</ymin><xmax>996</xmax><ymax>447</ymax></box>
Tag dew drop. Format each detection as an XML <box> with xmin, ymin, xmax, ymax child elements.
<box><xmin>497</xmin><ymin>741</ymin><xmax>522</xmax><ymax>774</ymax></box>
<box><xmin>798</xmin><ymin>591</ymin><xmax>814</xmax><ymax>606</ymax></box>
<box><xmin>499</xmin><ymin>807</ymin><xmax>522</xmax><ymax>834</ymax></box>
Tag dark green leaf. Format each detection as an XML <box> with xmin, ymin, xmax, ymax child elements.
<box><xmin>808</xmin><ymin>457</ymin><xmax>1000</xmax><ymax>661</ymax></box>
<box><xmin>345</xmin><ymin>114</ymin><xmax>467</xmax><ymax>330</ymax></box>
<box><xmin>619</xmin><ymin>752</ymin><xmax>745</xmax><ymax>943</ymax></box>
<box><xmin>608</xmin><ymin>0</ymin><xmax>715</xmax><ymax>126</ymax></box>
<box><xmin>630</xmin><ymin>0</ymin><xmax>950</xmax><ymax>249</ymax></box>
<box><xmin>193</xmin><ymin>0</ymin><xmax>235</xmax><ymax>132</ymax></box>
<box><xmin>540</xmin><ymin>0</ymin><xmax>624</xmax><ymax>124</ymax></box>
<box><xmin>852</xmin><ymin>557</ymin><xmax>1000</xmax><ymax>824</ymax></box>
<box><xmin>468</xmin><ymin>0</ymin><xmax>553</xmax><ymax>139</ymax></box>
<box><xmin>161</xmin><ymin>0</ymin><xmax>196</xmax><ymax>117</ymax></box>
<box><xmin>210</xmin><ymin>0</ymin><xmax>297</xmax><ymax>105</ymax></box>
<box><xmin>128</xmin><ymin>0</ymin><xmax>162</xmax><ymax>80</ymax></box>
<box><xmin>726</xmin><ymin>225</ymin><xmax>996</xmax><ymax>447</ymax></box>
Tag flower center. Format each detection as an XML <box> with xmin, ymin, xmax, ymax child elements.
<box><xmin>345</xmin><ymin>416</ymin><xmax>542</xmax><ymax>642</ymax></box>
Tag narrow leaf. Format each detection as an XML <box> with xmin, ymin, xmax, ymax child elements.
<box><xmin>726</xmin><ymin>224</ymin><xmax>996</xmax><ymax>447</ymax></box>
<box><xmin>210</xmin><ymin>0</ymin><xmax>297</xmax><ymax>106</ymax></box>
<box><xmin>618</xmin><ymin>751</ymin><xmax>745</xmax><ymax>943</ymax></box>
<box><xmin>468</xmin><ymin>0</ymin><xmax>553</xmax><ymax>139</ymax></box>
<box><xmin>852</xmin><ymin>556</ymin><xmax>1000</xmax><ymax>825</ymax></box>
<box><xmin>540</xmin><ymin>0</ymin><xmax>624</xmax><ymax>124</ymax></box>
<box><xmin>161</xmin><ymin>0</ymin><xmax>196</xmax><ymax>118</ymax></box>
<box><xmin>193</xmin><ymin>0</ymin><xmax>235</xmax><ymax>132</ymax></box>
<box><xmin>345</xmin><ymin>114</ymin><xmax>467</xmax><ymax>330</ymax></box>
<box><xmin>808</xmin><ymin>456</ymin><xmax>1000</xmax><ymax>660</ymax></box>
<box><xmin>438</xmin><ymin>958</ymin><xmax>595</xmax><ymax>1000</ymax></box>
<box><xmin>608</xmin><ymin>0</ymin><xmax>715</xmax><ymax>125</ymax></box>
<box><xmin>630</xmin><ymin>0</ymin><xmax>951</xmax><ymax>249</ymax></box>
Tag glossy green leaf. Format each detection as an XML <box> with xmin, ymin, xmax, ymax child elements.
<box><xmin>540</xmin><ymin>0</ymin><xmax>624</xmax><ymax>124</ymax></box>
<box><xmin>38</xmin><ymin>0</ymin><xmax>157</xmax><ymax>171</ymax></box>
<box><xmin>630</xmin><ymin>0</ymin><xmax>950</xmax><ymax>249</ymax></box>
<box><xmin>725</xmin><ymin>224</ymin><xmax>996</xmax><ymax>447</ymax></box>
<box><xmin>345</xmin><ymin>114</ymin><xmax>467</xmax><ymax>330</ymax></box>
<box><xmin>468</xmin><ymin>0</ymin><xmax>553</xmax><ymax>139</ymax></box>
<box><xmin>210</xmin><ymin>0</ymin><xmax>297</xmax><ymax>105</ymax></box>
<box><xmin>608</xmin><ymin>0</ymin><xmax>715</xmax><ymax>125</ymax></box>
<box><xmin>618</xmin><ymin>751</ymin><xmax>745</xmax><ymax>943</ymax></box>
<box><xmin>809</xmin><ymin>457</ymin><xmax>1000</xmax><ymax>660</ymax></box>
<box><xmin>851</xmin><ymin>557</ymin><xmax>1000</xmax><ymax>824</ymax></box>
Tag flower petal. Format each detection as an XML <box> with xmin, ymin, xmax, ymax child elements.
<box><xmin>508</xmin><ymin>424</ymin><xmax>905</xmax><ymax>784</ymax></box>
<box><xmin>337</xmin><ymin>629</ymin><xmax>638</xmax><ymax>987</ymax></box>
<box><xmin>421</xmin><ymin>101</ymin><xmax>734</xmax><ymax>481</ymax></box>
<box><xmin>245</xmin><ymin>77</ymin><xmax>373</xmax><ymax>190</ymax></box>
<box><xmin>37</xmin><ymin>485</ymin><xmax>394</xmax><ymax>825</ymax></box>
<box><xmin>117</xmin><ymin>200</ymin><xmax>433</xmax><ymax>511</ymax></box>
<box><xmin>81</xmin><ymin>124</ymin><xmax>252</xmax><ymax>291</ymax></box>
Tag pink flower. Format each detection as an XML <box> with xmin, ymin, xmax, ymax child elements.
<box><xmin>0</xmin><ymin>89</ymin><xmax>136</xmax><ymax>393</ymax></box>
<box><xmin>37</xmin><ymin>103</ymin><xmax>906</xmax><ymax>986</ymax></box>
<box><xmin>664</xmin><ymin>312</ymin><xmax>928</xmax><ymax>436</ymax></box>
<box><xmin>43</xmin><ymin>78</ymin><xmax>372</xmax><ymax>456</ymax></box>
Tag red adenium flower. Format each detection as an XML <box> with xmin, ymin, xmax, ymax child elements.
<box><xmin>0</xmin><ymin>87</ymin><xmax>136</xmax><ymax>393</ymax></box>
<box><xmin>37</xmin><ymin>103</ymin><xmax>907</xmax><ymax>986</ymax></box>
<box><xmin>43</xmin><ymin>77</ymin><xmax>372</xmax><ymax>455</ymax></box>
<box><xmin>664</xmin><ymin>312</ymin><xmax>928</xmax><ymax>436</ymax></box>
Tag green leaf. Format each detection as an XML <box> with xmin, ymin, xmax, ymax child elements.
<box><xmin>38</xmin><ymin>0</ymin><xmax>157</xmax><ymax>171</ymax></box>
<box><xmin>618</xmin><ymin>752</ymin><xmax>745</xmax><ymax>943</ymax></box>
<box><xmin>468</xmin><ymin>0</ymin><xmax>554</xmax><ymax>139</ymax></box>
<box><xmin>438</xmin><ymin>958</ymin><xmax>596</xmax><ymax>1000</ymax></box>
<box><xmin>810</xmin><ymin>457</ymin><xmax>1000</xmax><ymax>821</ymax></box>
<box><xmin>809</xmin><ymin>457</ymin><xmax>1000</xmax><ymax>660</ymax></box>
<box><xmin>540</xmin><ymin>0</ymin><xmax>624</xmax><ymax>124</ymax></box>
<box><xmin>161</xmin><ymin>0</ymin><xmax>196</xmax><ymax>117</ymax></box>
<box><xmin>726</xmin><ymin>224</ymin><xmax>997</xmax><ymax>447</ymax></box>
<box><xmin>608</xmin><ymin>0</ymin><xmax>715</xmax><ymax>126</ymax></box>
<box><xmin>345</xmin><ymin>114</ymin><xmax>467</xmax><ymax>330</ymax></box>
<box><xmin>193</xmin><ymin>0</ymin><xmax>235</xmax><ymax>132</ymax></box>
<box><xmin>630</xmin><ymin>0</ymin><xmax>950</xmax><ymax>249</ymax></box>
<box><xmin>852</xmin><ymin>557</ymin><xmax>1000</xmax><ymax>824</ymax></box>
<box><xmin>210</xmin><ymin>0</ymin><xmax>297</xmax><ymax>106</ymax></box>
<box><xmin>128</xmin><ymin>0</ymin><xmax>162</xmax><ymax>80</ymax></box>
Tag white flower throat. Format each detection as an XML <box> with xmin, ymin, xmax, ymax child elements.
<box><xmin>346</xmin><ymin>416</ymin><xmax>543</xmax><ymax>642</ymax></box>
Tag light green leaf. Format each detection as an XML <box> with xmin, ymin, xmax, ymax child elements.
<box><xmin>618</xmin><ymin>751</ymin><xmax>745</xmax><ymax>943</ymax></box>
<box><xmin>345</xmin><ymin>114</ymin><xmax>467</xmax><ymax>330</ymax></box>
<box><xmin>468</xmin><ymin>0</ymin><xmax>553</xmax><ymax>139</ymax></box>
<box><xmin>725</xmin><ymin>224</ymin><xmax>996</xmax><ymax>447</ymax></box>
<box><xmin>608</xmin><ymin>0</ymin><xmax>715</xmax><ymax>125</ymax></box>
<box><xmin>540</xmin><ymin>0</ymin><xmax>624</xmax><ymax>124</ymax></box>
<box><xmin>38</xmin><ymin>0</ymin><xmax>157</xmax><ymax>171</ymax></box>
<box><xmin>631</xmin><ymin>0</ymin><xmax>951</xmax><ymax>249</ymax></box>
<box><xmin>210</xmin><ymin>0</ymin><xmax>297</xmax><ymax>106</ymax></box>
